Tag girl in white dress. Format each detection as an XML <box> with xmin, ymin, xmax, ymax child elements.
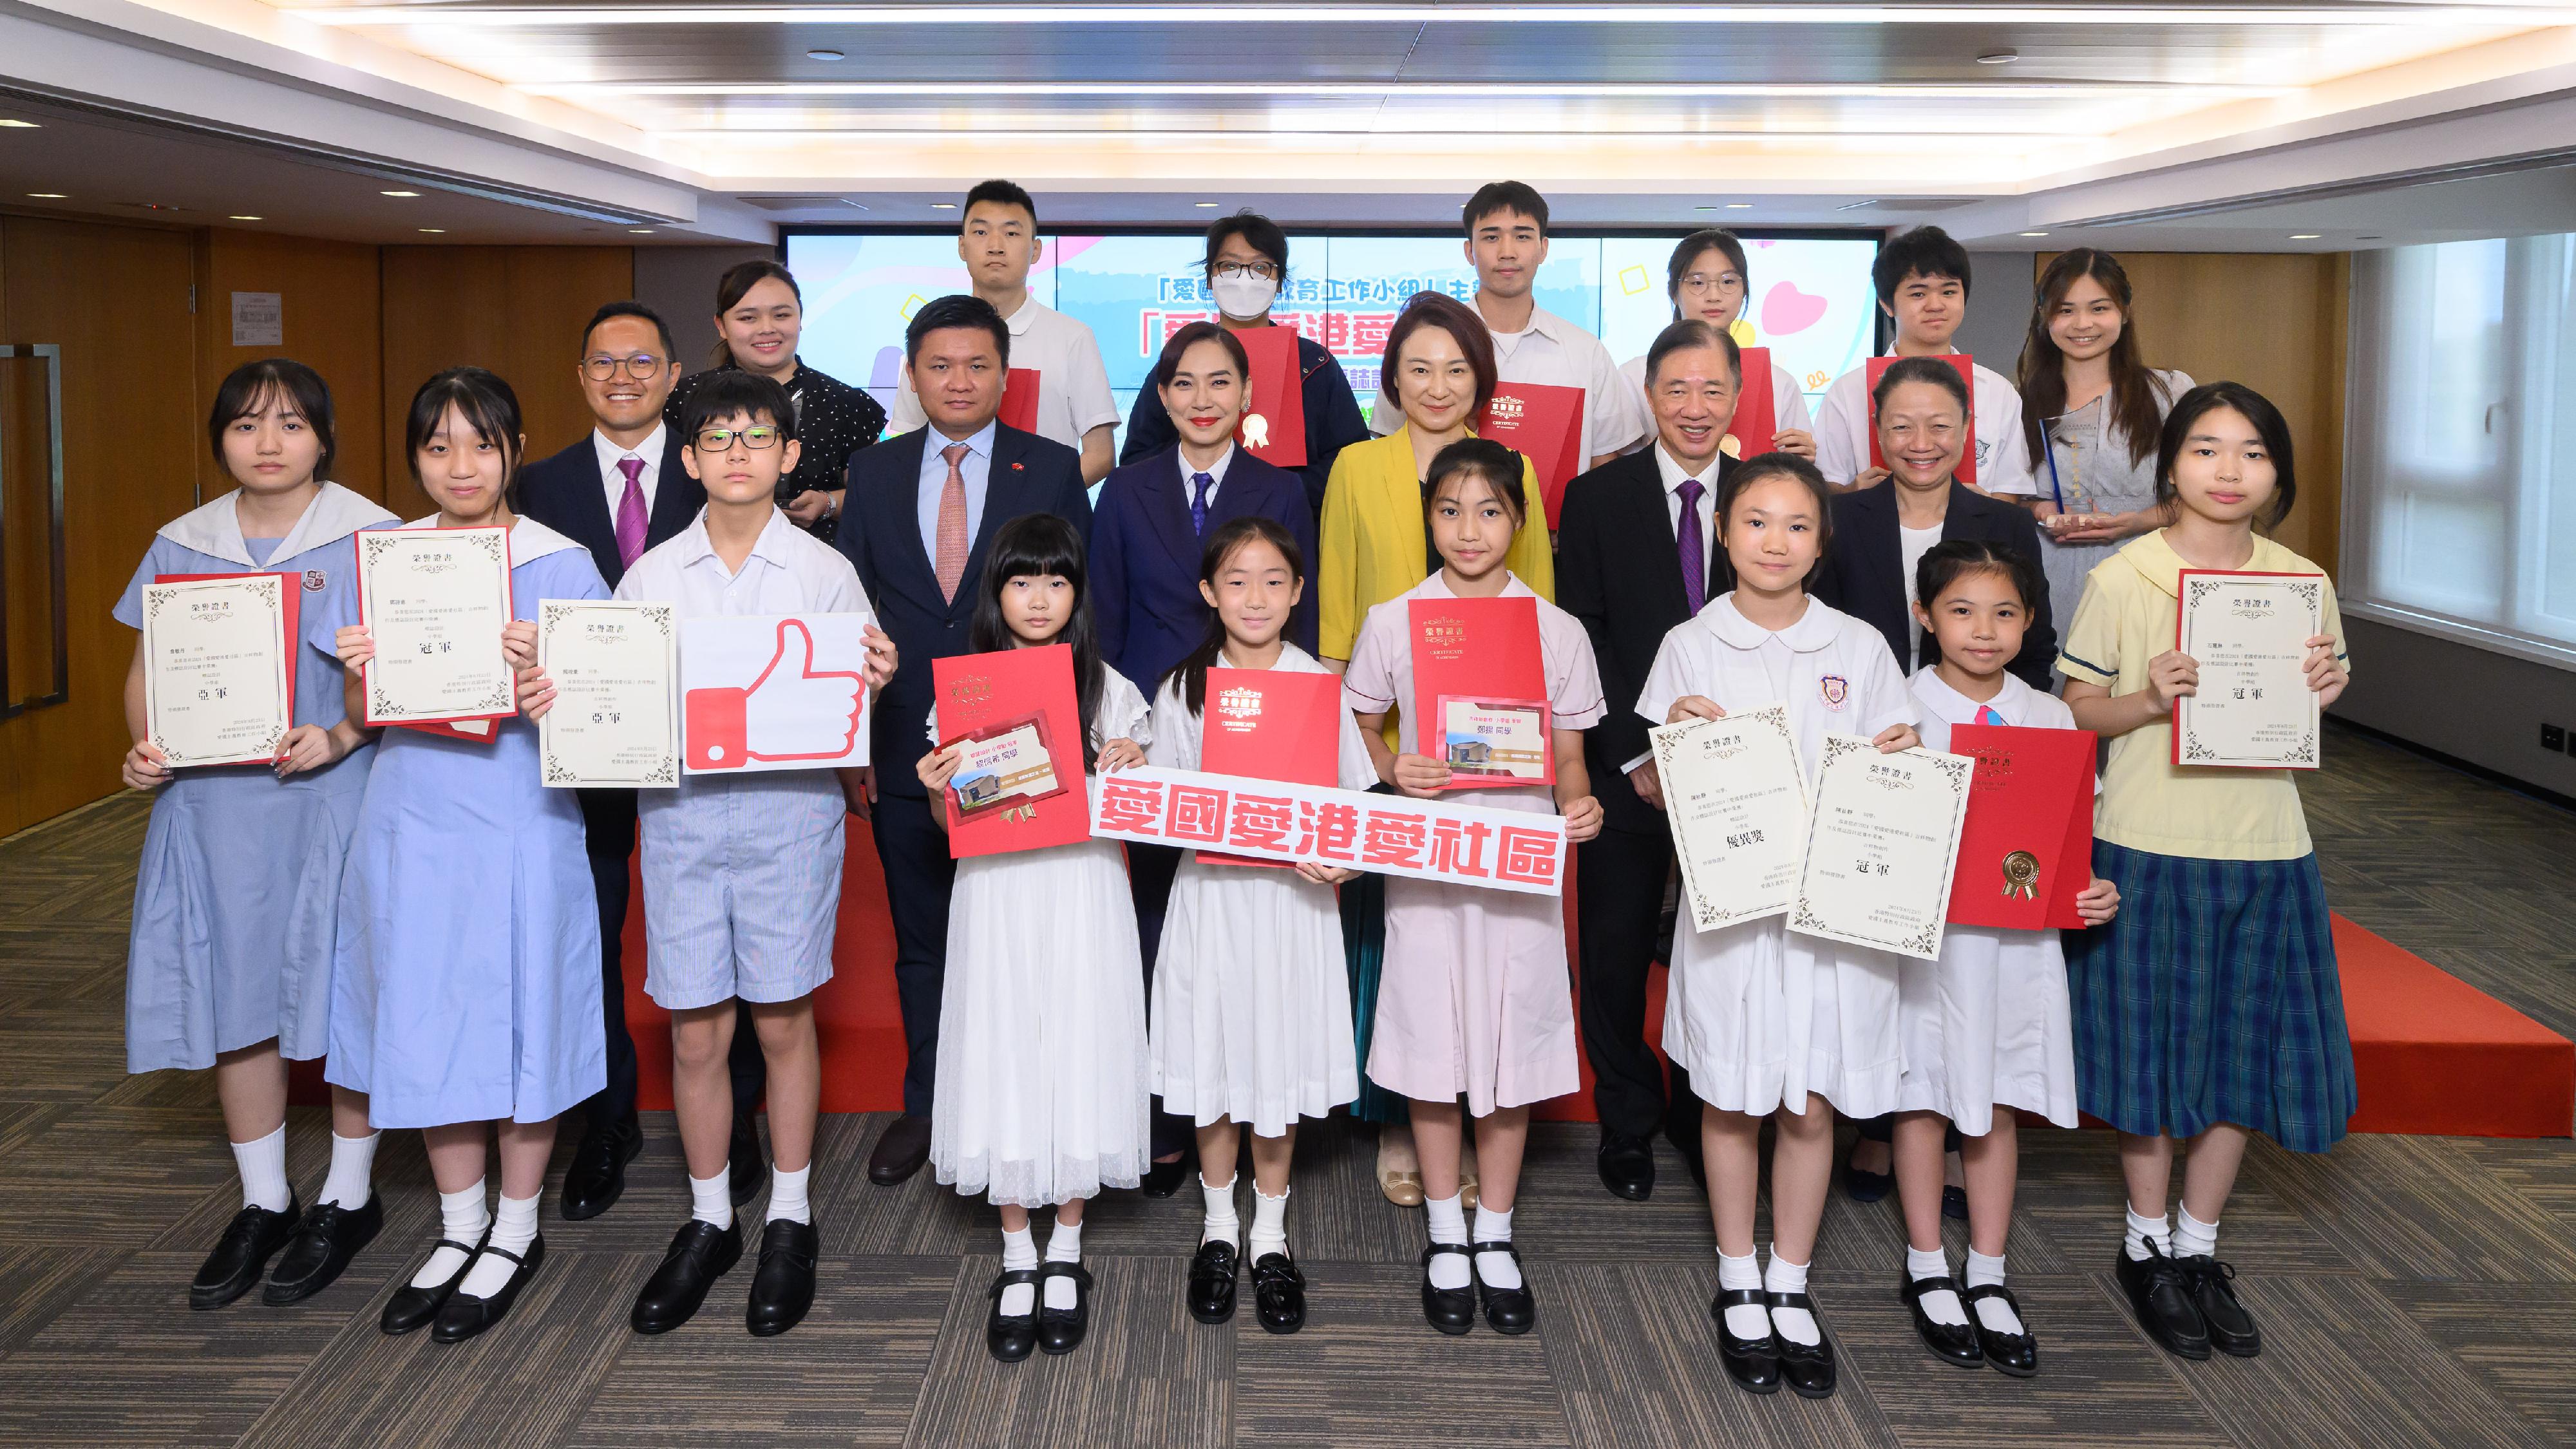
<box><xmin>1150</xmin><ymin>516</ymin><xmax>1374</xmax><ymax>1336</ymax></box>
<box><xmin>917</xmin><ymin>513</ymin><xmax>1151</xmax><ymax>1365</ymax></box>
<box><xmin>1892</xmin><ymin>540</ymin><xmax>2119</xmax><ymax>1379</ymax></box>
<box><xmin>1633</xmin><ymin>453</ymin><xmax>1918</xmax><ymax>1400</ymax></box>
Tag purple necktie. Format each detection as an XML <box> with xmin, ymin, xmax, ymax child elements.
<box><xmin>614</xmin><ymin>456</ymin><xmax>649</xmax><ymax>569</ymax></box>
<box><xmin>1976</xmin><ymin>706</ymin><xmax>2005</xmax><ymax>725</ymax></box>
<box><xmin>1189</xmin><ymin>471</ymin><xmax>1216</xmax><ymax>536</ymax></box>
<box><xmin>1676</xmin><ymin>477</ymin><xmax>1707</xmax><ymax>616</ymax></box>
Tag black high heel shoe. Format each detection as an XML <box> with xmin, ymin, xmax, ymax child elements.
<box><xmin>380</xmin><ymin>1229</ymin><xmax>488</xmax><ymax>1336</ymax></box>
<box><xmin>1419</xmin><ymin>1243</ymin><xmax>1475</xmax><ymax>1336</ymax></box>
<box><xmin>1471</xmin><ymin>1242</ymin><xmax>1534</xmax><ymax>1336</ymax></box>
<box><xmin>430</xmin><ymin>1235</ymin><xmax>544</xmax><ymax>1344</ymax></box>
<box><xmin>1962</xmin><ymin>1283</ymin><xmax>2039</xmax><ymax>1377</ymax></box>
<box><xmin>1710</xmin><ymin>1287</ymin><xmax>1782</xmax><ymax>1395</ymax></box>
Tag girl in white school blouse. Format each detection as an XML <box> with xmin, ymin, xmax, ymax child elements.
<box><xmin>1150</xmin><ymin>516</ymin><xmax>1374</xmax><ymax>1336</ymax></box>
<box><xmin>117</xmin><ymin>360</ymin><xmax>397</xmax><ymax>1312</ymax></box>
<box><xmin>916</xmin><ymin>512</ymin><xmax>1152</xmax><ymax>1365</ymax></box>
<box><xmin>1633</xmin><ymin>452</ymin><xmax>1918</xmax><ymax>1401</ymax></box>
<box><xmin>1891</xmin><ymin>540</ymin><xmax>2120</xmax><ymax>1380</ymax></box>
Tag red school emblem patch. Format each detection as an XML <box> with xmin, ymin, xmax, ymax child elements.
<box><xmin>1818</xmin><ymin>674</ymin><xmax>1850</xmax><ymax>710</ymax></box>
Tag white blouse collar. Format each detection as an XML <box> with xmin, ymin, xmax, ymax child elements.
<box><xmin>1701</xmin><ymin>591</ymin><xmax>1842</xmax><ymax>654</ymax></box>
<box><xmin>156</xmin><ymin>482</ymin><xmax>397</xmax><ymax>569</ymax></box>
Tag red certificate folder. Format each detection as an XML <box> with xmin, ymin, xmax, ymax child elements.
<box><xmin>1197</xmin><ymin>667</ymin><xmax>1341</xmax><ymax>867</ymax></box>
<box><xmin>1407</xmin><ymin>596</ymin><xmax>1553</xmax><ymax>790</ymax></box>
<box><xmin>1478</xmin><ymin>381</ymin><xmax>1585</xmax><ymax>531</ymax></box>
<box><xmin>996</xmin><ymin>367</ymin><xmax>1041</xmax><ymax>433</ymax></box>
<box><xmin>1945</xmin><ymin>723</ymin><xmax>2096</xmax><ymax>931</ymax></box>
<box><xmin>932</xmin><ymin>642</ymin><xmax>1089</xmax><ymax>858</ymax></box>
<box><xmin>1722</xmin><ymin>346</ymin><xmax>1777</xmax><ymax>461</ymax></box>
<box><xmin>1233</xmin><ymin>324</ymin><xmax>1308</xmax><ymax>468</ymax></box>
<box><xmin>153</xmin><ymin>571</ymin><xmax>300</xmax><ymax>757</ymax></box>
<box><xmin>1864</xmin><ymin>352</ymin><xmax>1980</xmax><ymax>487</ymax></box>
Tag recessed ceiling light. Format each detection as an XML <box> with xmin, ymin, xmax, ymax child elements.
<box><xmin>930</xmin><ymin>202</ymin><xmax>956</xmax><ymax>209</ymax></box>
<box><xmin>1834</xmin><ymin>199</ymin><xmax>1879</xmax><ymax>211</ymax></box>
<box><xmin>1977</xmin><ymin>48</ymin><xmax>2020</xmax><ymax>64</ymax></box>
<box><xmin>231</xmin><ymin>214</ymin><xmax>263</xmax><ymax>221</ymax></box>
<box><xmin>806</xmin><ymin>47</ymin><xmax>844</xmax><ymax>59</ymax></box>
<box><xmin>2290</xmin><ymin>232</ymin><xmax>2322</xmax><ymax>240</ymax></box>
<box><xmin>2020</xmin><ymin>231</ymin><xmax>2049</xmax><ymax>236</ymax></box>
<box><xmin>629</xmin><ymin>227</ymin><xmax>656</xmax><ymax>234</ymax></box>
<box><xmin>1724</xmin><ymin>202</ymin><xmax>1752</xmax><ymax>209</ymax></box>
<box><xmin>1194</xmin><ymin>201</ymin><xmax>1219</xmax><ymax>207</ymax></box>
<box><xmin>26</xmin><ymin>191</ymin><xmax>65</xmax><ymax>198</ymax></box>
<box><xmin>381</xmin><ymin>189</ymin><xmax>421</xmax><ymax>198</ymax></box>
<box><xmin>418</xmin><ymin>227</ymin><xmax>446</xmax><ymax>234</ymax></box>
<box><xmin>0</xmin><ymin>119</ymin><xmax>40</xmax><ymax>129</ymax></box>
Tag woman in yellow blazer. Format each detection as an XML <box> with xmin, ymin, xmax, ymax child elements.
<box><xmin>1318</xmin><ymin>290</ymin><xmax>1551</xmax><ymax>1209</ymax></box>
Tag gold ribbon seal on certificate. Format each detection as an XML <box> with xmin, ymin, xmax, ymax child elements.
<box><xmin>1241</xmin><ymin>413</ymin><xmax>1271</xmax><ymax>451</ymax></box>
<box><xmin>2001</xmin><ymin>850</ymin><xmax>2041</xmax><ymax>900</ymax></box>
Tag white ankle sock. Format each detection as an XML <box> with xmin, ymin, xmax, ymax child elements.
<box><xmin>1717</xmin><ymin>1249</ymin><xmax>1768</xmax><ymax>1338</ymax></box>
<box><xmin>1247</xmin><ymin>1186</ymin><xmax>1289</xmax><ymax>1262</ymax></box>
<box><xmin>1043</xmin><ymin>1218</ymin><xmax>1084</xmax><ymax>1311</ymax></box>
<box><xmin>2173</xmin><ymin>1205</ymin><xmax>2219</xmax><ymax>1260</ymax></box>
<box><xmin>999</xmin><ymin>1227</ymin><xmax>1038</xmax><ymax>1317</ymax></box>
<box><xmin>1200</xmin><ymin>1174</ymin><xmax>1240</xmax><ymax>1247</ymax></box>
<box><xmin>1765</xmin><ymin>1252</ymin><xmax>1820</xmax><ymax>1347</ymax></box>
<box><xmin>2123</xmin><ymin>1203</ymin><xmax>2172</xmax><ymax>1262</ymax></box>
<box><xmin>459</xmin><ymin>1190</ymin><xmax>540</xmax><ymax>1298</ymax></box>
<box><xmin>1424</xmin><ymin>1193</ymin><xmax>1471</xmax><ymax>1291</ymax></box>
<box><xmin>413</xmin><ymin>1181</ymin><xmax>488</xmax><ymax>1289</ymax></box>
<box><xmin>1964</xmin><ymin>1249</ymin><xmax>2023</xmax><ymax>1334</ymax></box>
<box><xmin>767</xmin><ymin>1164</ymin><xmax>811</xmax><ymax>1225</ymax></box>
<box><xmin>1472</xmin><ymin>1204</ymin><xmax>1522</xmax><ymax>1291</ymax></box>
<box><xmin>317</xmin><ymin>1130</ymin><xmax>379</xmax><ymax>1210</ymax></box>
<box><xmin>690</xmin><ymin>1170</ymin><xmax>733</xmax><ymax>1229</ymax></box>
<box><xmin>232</xmin><ymin>1124</ymin><xmax>290</xmax><ymax>1214</ymax></box>
<box><xmin>1906</xmin><ymin>1245</ymin><xmax>1968</xmax><ymax>1327</ymax></box>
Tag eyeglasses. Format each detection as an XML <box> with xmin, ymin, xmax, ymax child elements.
<box><xmin>1677</xmin><ymin>272</ymin><xmax>1745</xmax><ymax>296</ymax></box>
<box><xmin>694</xmin><ymin>425</ymin><xmax>782</xmax><ymax>451</ymax></box>
<box><xmin>582</xmin><ymin>353</ymin><xmax>666</xmax><ymax>380</ymax></box>
<box><xmin>1212</xmin><ymin>261</ymin><xmax>1282</xmax><ymax>282</ymax></box>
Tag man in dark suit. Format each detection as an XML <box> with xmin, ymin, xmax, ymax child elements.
<box><xmin>837</xmin><ymin>294</ymin><xmax>1093</xmax><ymax>1186</ymax></box>
<box><xmin>1810</xmin><ymin>475</ymin><xmax>2058</xmax><ymax>692</ymax></box>
<box><xmin>1556</xmin><ymin>319</ymin><xmax>1744</xmax><ymax>1203</ymax></box>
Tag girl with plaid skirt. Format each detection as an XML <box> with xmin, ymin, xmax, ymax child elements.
<box><xmin>2056</xmin><ymin>381</ymin><xmax>2356</xmax><ymax>1364</ymax></box>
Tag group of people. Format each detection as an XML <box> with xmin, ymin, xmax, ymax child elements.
<box><xmin>117</xmin><ymin>176</ymin><xmax>2356</xmax><ymax>1393</ymax></box>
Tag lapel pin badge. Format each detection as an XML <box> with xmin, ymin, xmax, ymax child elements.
<box><xmin>1010</xmin><ymin>461</ymin><xmax>1025</xmax><ymax>471</ymax></box>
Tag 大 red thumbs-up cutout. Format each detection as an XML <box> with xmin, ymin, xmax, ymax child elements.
<box><xmin>686</xmin><ymin>617</ymin><xmax>867</xmax><ymax>771</ymax></box>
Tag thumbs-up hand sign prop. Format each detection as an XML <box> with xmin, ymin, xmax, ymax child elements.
<box><xmin>684</xmin><ymin>614</ymin><xmax>876</xmax><ymax>773</ymax></box>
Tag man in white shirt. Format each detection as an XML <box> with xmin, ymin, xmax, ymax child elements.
<box><xmin>1812</xmin><ymin>225</ymin><xmax>2036</xmax><ymax>498</ymax></box>
<box><xmin>1369</xmin><ymin>181</ymin><xmax>1648</xmax><ymax>472</ymax></box>
<box><xmin>887</xmin><ymin>179</ymin><xmax>1122</xmax><ymax>486</ymax></box>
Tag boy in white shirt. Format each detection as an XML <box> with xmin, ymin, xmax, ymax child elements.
<box><xmin>1812</xmin><ymin>226</ymin><xmax>2035</xmax><ymax>498</ymax></box>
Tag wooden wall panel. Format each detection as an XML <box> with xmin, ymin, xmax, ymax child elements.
<box><xmin>193</xmin><ymin>231</ymin><xmax>385</xmax><ymax>505</ymax></box>
<box><xmin>0</xmin><ymin>217</ymin><xmax>200</xmax><ymax>837</ymax></box>
<box><xmin>379</xmin><ymin>246</ymin><xmax>635</xmax><ymax>513</ymax></box>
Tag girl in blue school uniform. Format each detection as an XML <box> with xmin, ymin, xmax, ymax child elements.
<box><xmin>117</xmin><ymin>359</ymin><xmax>398</xmax><ymax>1311</ymax></box>
<box><xmin>324</xmin><ymin>368</ymin><xmax>609</xmax><ymax>1345</ymax></box>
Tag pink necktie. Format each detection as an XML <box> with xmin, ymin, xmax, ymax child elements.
<box><xmin>934</xmin><ymin>443</ymin><xmax>971</xmax><ymax>603</ymax></box>
<box><xmin>614</xmin><ymin>456</ymin><xmax>649</xmax><ymax>569</ymax></box>
<box><xmin>1976</xmin><ymin>706</ymin><xmax>2004</xmax><ymax>725</ymax></box>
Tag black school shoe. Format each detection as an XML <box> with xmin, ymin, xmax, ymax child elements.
<box><xmin>2114</xmin><ymin>1243</ymin><xmax>2211</xmax><ymax>1360</ymax></box>
<box><xmin>190</xmin><ymin>1196</ymin><xmax>300</xmax><ymax>1310</ymax></box>
<box><xmin>1472</xmin><ymin>1242</ymin><xmax>1535</xmax><ymax>1336</ymax></box>
<box><xmin>1250</xmin><ymin>1253</ymin><xmax>1307</xmax><ymax>1334</ymax></box>
<box><xmin>1596</xmin><ymin>1133</ymin><xmax>1654</xmax><ymax>1202</ymax></box>
<box><xmin>1962</xmin><ymin>1283</ymin><xmax>2039</xmax><ymax>1377</ymax></box>
<box><xmin>430</xmin><ymin>1236</ymin><xmax>545</xmax><ymax>1344</ymax></box>
<box><xmin>1139</xmin><ymin>1157</ymin><xmax>1191</xmax><ymax>1200</ymax></box>
<box><xmin>381</xmin><ymin>1229</ymin><xmax>488</xmax><ymax>1336</ymax></box>
<box><xmin>1898</xmin><ymin>1271</ymin><xmax>1985</xmax><ymax>1368</ymax></box>
<box><xmin>746</xmin><ymin>1219</ymin><xmax>819</xmax><ymax>1337</ymax></box>
<box><xmin>263</xmin><ymin>1195</ymin><xmax>383</xmax><ymax>1305</ymax></box>
<box><xmin>1766</xmin><ymin>1293</ymin><xmax>1839</xmax><ymax>1399</ymax></box>
<box><xmin>1035</xmin><ymin>1260</ymin><xmax>1094</xmax><ymax>1356</ymax></box>
<box><xmin>630</xmin><ymin>1219</ymin><xmax>743</xmax><ymax>1334</ymax></box>
<box><xmin>1188</xmin><ymin>1240</ymin><xmax>1240</xmax><ymax>1324</ymax></box>
<box><xmin>2177</xmin><ymin>1255</ymin><xmax>2262</xmax><ymax>1357</ymax></box>
<box><xmin>1420</xmin><ymin>1243</ymin><xmax>1475</xmax><ymax>1336</ymax></box>
<box><xmin>560</xmin><ymin>1113</ymin><xmax>644</xmax><ymax>1222</ymax></box>
<box><xmin>987</xmin><ymin>1269</ymin><xmax>1041</xmax><ymax>1362</ymax></box>
<box><xmin>1709</xmin><ymin>1287</ymin><xmax>1783</xmax><ymax>1396</ymax></box>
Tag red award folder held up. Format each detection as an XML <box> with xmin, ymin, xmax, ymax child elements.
<box><xmin>1233</xmin><ymin>324</ymin><xmax>1309</xmax><ymax>468</ymax></box>
<box><xmin>1723</xmin><ymin>346</ymin><xmax>1777</xmax><ymax>460</ymax></box>
<box><xmin>155</xmin><ymin>571</ymin><xmax>301</xmax><ymax>737</ymax></box>
<box><xmin>1864</xmin><ymin>352</ymin><xmax>1980</xmax><ymax>488</ymax></box>
<box><xmin>1408</xmin><ymin>596</ymin><xmax>1555</xmax><ymax>791</ymax></box>
<box><xmin>1478</xmin><ymin>381</ymin><xmax>1585</xmax><ymax>531</ymax></box>
<box><xmin>932</xmin><ymin>643</ymin><xmax>1088</xmax><ymax>858</ymax></box>
<box><xmin>1945</xmin><ymin>723</ymin><xmax>2096</xmax><ymax>931</ymax></box>
<box><xmin>1197</xmin><ymin>667</ymin><xmax>1341</xmax><ymax>867</ymax></box>
<box><xmin>995</xmin><ymin>367</ymin><xmax>1041</xmax><ymax>434</ymax></box>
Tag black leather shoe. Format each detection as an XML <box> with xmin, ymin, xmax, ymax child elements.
<box><xmin>1767</xmin><ymin>1293</ymin><xmax>1838</xmax><ymax>1399</ymax></box>
<box><xmin>1250</xmin><ymin>1253</ymin><xmax>1306</xmax><ymax>1334</ymax></box>
<box><xmin>1140</xmin><ymin>1156</ymin><xmax>1191</xmax><ymax>1199</ymax></box>
<box><xmin>746</xmin><ymin>1219</ymin><xmax>819</xmax><ymax>1337</ymax></box>
<box><xmin>1844</xmin><ymin>1159</ymin><xmax>1893</xmax><ymax>1204</ymax></box>
<box><xmin>1962</xmin><ymin>1283</ymin><xmax>2039</xmax><ymax>1377</ymax></box>
<box><xmin>190</xmin><ymin>1197</ymin><xmax>299</xmax><ymax>1310</ymax></box>
<box><xmin>630</xmin><ymin>1218</ymin><xmax>743</xmax><ymax>1334</ymax></box>
<box><xmin>430</xmin><ymin>1236</ymin><xmax>544</xmax><ymax>1344</ymax></box>
<box><xmin>1899</xmin><ymin>1271</ymin><xmax>1985</xmax><ymax>1368</ymax></box>
<box><xmin>1710</xmin><ymin>1287</ymin><xmax>1783</xmax><ymax>1395</ymax></box>
<box><xmin>1596</xmin><ymin>1133</ymin><xmax>1654</xmax><ymax>1202</ymax></box>
<box><xmin>2177</xmin><ymin>1255</ymin><xmax>2261</xmax><ymax>1358</ymax></box>
<box><xmin>729</xmin><ymin>1110</ymin><xmax>766</xmax><ymax>1206</ymax></box>
<box><xmin>2115</xmin><ymin>1244</ymin><xmax>2211</xmax><ymax>1360</ymax></box>
<box><xmin>1942</xmin><ymin>1184</ymin><xmax>1970</xmax><ymax>1221</ymax></box>
<box><xmin>380</xmin><ymin>1231</ymin><xmax>486</xmax><ymax>1335</ymax></box>
<box><xmin>1420</xmin><ymin>1244</ymin><xmax>1475</xmax><ymax>1336</ymax></box>
<box><xmin>1035</xmin><ymin>1261</ymin><xmax>1093</xmax><ymax>1356</ymax></box>
<box><xmin>866</xmin><ymin>1114</ymin><xmax>931</xmax><ymax>1187</ymax></box>
<box><xmin>1471</xmin><ymin>1242</ymin><xmax>1534</xmax><ymax>1336</ymax></box>
<box><xmin>1187</xmin><ymin>1240</ymin><xmax>1239</xmax><ymax>1324</ymax></box>
<box><xmin>986</xmin><ymin>1269</ymin><xmax>1041</xmax><ymax>1362</ymax></box>
<box><xmin>560</xmin><ymin>1113</ymin><xmax>643</xmax><ymax>1221</ymax></box>
<box><xmin>263</xmin><ymin>1195</ymin><xmax>382</xmax><ymax>1305</ymax></box>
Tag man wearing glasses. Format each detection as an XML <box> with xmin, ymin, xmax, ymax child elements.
<box><xmin>516</xmin><ymin>300</ymin><xmax>712</xmax><ymax>1224</ymax></box>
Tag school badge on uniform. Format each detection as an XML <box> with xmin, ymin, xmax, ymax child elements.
<box><xmin>302</xmin><ymin>569</ymin><xmax>328</xmax><ymax>592</ymax></box>
<box><xmin>1818</xmin><ymin>674</ymin><xmax>1850</xmax><ymax>710</ymax></box>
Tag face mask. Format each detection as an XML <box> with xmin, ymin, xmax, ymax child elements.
<box><xmin>1211</xmin><ymin>272</ymin><xmax>1280</xmax><ymax>321</ymax></box>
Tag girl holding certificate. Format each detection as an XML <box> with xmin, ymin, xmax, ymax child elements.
<box><xmin>1148</xmin><ymin>516</ymin><xmax>1375</xmax><ymax>1335</ymax></box>
<box><xmin>916</xmin><ymin>514</ymin><xmax>1153</xmax><ymax>1363</ymax></box>
<box><xmin>1893</xmin><ymin>540</ymin><xmax>2121</xmax><ymax>1378</ymax></box>
<box><xmin>1633</xmin><ymin>453</ymin><xmax>1919</xmax><ymax>1399</ymax></box>
<box><xmin>1616</xmin><ymin>229</ymin><xmax>1815</xmax><ymax>460</ymax></box>
<box><xmin>1343</xmin><ymin>439</ymin><xmax>1606</xmax><ymax>1338</ymax></box>
<box><xmin>116</xmin><ymin>360</ymin><xmax>398</xmax><ymax>1311</ymax></box>
<box><xmin>2056</xmin><ymin>382</ymin><xmax>2354</xmax><ymax>1363</ymax></box>
<box><xmin>325</xmin><ymin>368</ymin><xmax>610</xmax><ymax>1344</ymax></box>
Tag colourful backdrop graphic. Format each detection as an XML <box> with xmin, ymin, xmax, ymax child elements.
<box><xmin>786</xmin><ymin>232</ymin><xmax>1879</xmax><ymax>453</ymax></box>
